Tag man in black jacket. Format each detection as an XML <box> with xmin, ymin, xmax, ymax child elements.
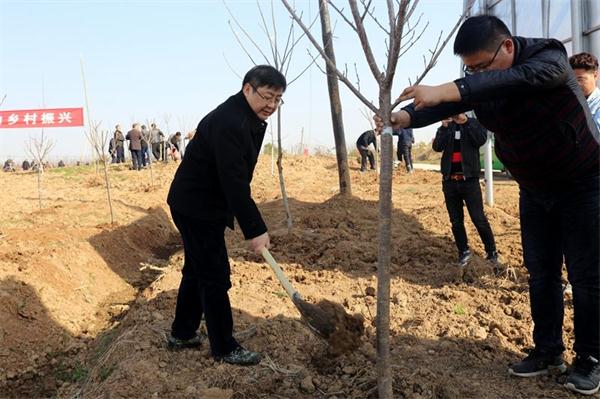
<box><xmin>113</xmin><ymin>125</ymin><xmax>125</xmax><ymax>164</ymax></box>
<box><xmin>166</xmin><ymin>65</ymin><xmax>286</xmax><ymax>365</ymax></box>
<box><xmin>433</xmin><ymin>114</ymin><xmax>497</xmax><ymax>267</ymax></box>
<box><xmin>395</xmin><ymin>127</ymin><xmax>414</xmax><ymax>173</ymax></box>
<box><xmin>378</xmin><ymin>16</ymin><xmax>599</xmax><ymax>395</ymax></box>
<box><xmin>356</xmin><ymin>129</ymin><xmax>378</xmax><ymax>172</ymax></box>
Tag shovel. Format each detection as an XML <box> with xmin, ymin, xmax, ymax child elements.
<box><xmin>261</xmin><ymin>248</ymin><xmax>336</xmax><ymax>339</ymax></box>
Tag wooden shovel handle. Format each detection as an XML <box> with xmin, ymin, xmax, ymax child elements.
<box><xmin>261</xmin><ymin>248</ymin><xmax>299</xmax><ymax>301</ymax></box>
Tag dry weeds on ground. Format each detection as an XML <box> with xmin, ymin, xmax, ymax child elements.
<box><xmin>0</xmin><ymin>156</ymin><xmax>585</xmax><ymax>398</ymax></box>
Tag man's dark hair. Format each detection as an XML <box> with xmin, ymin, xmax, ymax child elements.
<box><xmin>242</xmin><ymin>65</ymin><xmax>287</xmax><ymax>91</ymax></box>
<box><xmin>569</xmin><ymin>52</ymin><xmax>599</xmax><ymax>72</ymax></box>
<box><xmin>454</xmin><ymin>16</ymin><xmax>512</xmax><ymax>56</ymax></box>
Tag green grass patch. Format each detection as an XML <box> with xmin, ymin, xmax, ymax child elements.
<box><xmin>48</xmin><ymin>164</ymin><xmax>95</xmax><ymax>178</ymax></box>
<box><xmin>54</xmin><ymin>361</ymin><xmax>89</xmax><ymax>383</ymax></box>
<box><xmin>99</xmin><ymin>364</ymin><xmax>116</xmax><ymax>381</ymax></box>
<box><xmin>93</xmin><ymin>330</ymin><xmax>118</xmax><ymax>361</ymax></box>
<box><xmin>452</xmin><ymin>304</ymin><xmax>466</xmax><ymax>316</ymax></box>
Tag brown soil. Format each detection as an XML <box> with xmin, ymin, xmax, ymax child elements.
<box><xmin>0</xmin><ymin>156</ymin><xmax>584</xmax><ymax>398</ymax></box>
<box><xmin>312</xmin><ymin>299</ymin><xmax>364</xmax><ymax>356</ymax></box>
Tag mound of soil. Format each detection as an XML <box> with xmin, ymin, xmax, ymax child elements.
<box><xmin>0</xmin><ymin>157</ymin><xmax>577</xmax><ymax>399</ymax></box>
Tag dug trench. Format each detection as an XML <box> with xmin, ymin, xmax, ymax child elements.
<box><xmin>0</xmin><ymin>158</ymin><xmax>581</xmax><ymax>398</ymax></box>
<box><xmin>58</xmin><ymin>193</ymin><xmax>575</xmax><ymax>399</ymax></box>
<box><xmin>0</xmin><ymin>206</ymin><xmax>181</xmax><ymax>398</ymax></box>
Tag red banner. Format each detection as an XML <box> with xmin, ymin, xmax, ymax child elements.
<box><xmin>0</xmin><ymin>107</ymin><xmax>84</xmax><ymax>129</ymax></box>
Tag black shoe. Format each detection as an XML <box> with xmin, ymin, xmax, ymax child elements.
<box><xmin>508</xmin><ymin>349</ymin><xmax>567</xmax><ymax>377</ymax></box>
<box><xmin>458</xmin><ymin>249</ymin><xmax>472</xmax><ymax>267</ymax></box>
<box><xmin>486</xmin><ymin>250</ymin><xmax>499</xmax><ymax>264</ymax></box>
<box><xmin>166</xmin><ymin>333</ymin><xmax>203</xmax><ymax>350</ymax></box>
<box><xmin>486</xmin><ymin>251</ymin><xmax>502</xmax><ymax>274</ymax></box>
<box><xmin>565</xmin><ymin>355</ymin><xmax>600</xmax><ymax>395</ymax></box>
<box><xmin>215</xmin><ymin>346</ymin><xmax>261</xmax><ymax>366</ymax></box>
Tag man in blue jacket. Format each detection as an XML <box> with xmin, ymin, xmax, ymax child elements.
<box><xmin>433</xmin><ymin>113</ymin><xmax>497</xmax><ymax>268</ymax></box>
<box><xmin>377</xmin><ymin>15</ymin><xmax>599</xmax><ymax>395</ymax></box>
<box><xmin>166</xmin><ymin>65</ymin><xmax>285</xmax><ymax>366</ymax></box>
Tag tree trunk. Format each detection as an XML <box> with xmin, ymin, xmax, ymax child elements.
<box><xmin>102</xmin><ymin>158</ymin><xmax>116</xmax><ymax>225</ymax></box>
<box><xmin>36</xmin><ymin>167</ymin><xmax>42</xmax><ymax>210</ymax></box>
<box><xmin>146</xmin><ymin>144</ymin><xmax>154</xmax><ymax>186</ymax></box>
<box><xmin>276</xmin><ymin>108</ymin><xmax>293</xmax><ymax>233</ymax></box>
<box><xmin>319</xmin><ymin>0</ymin><xmax>352</xmax><ymax>196</ymax></box>
<box><xmin>376</xmin><ymin>90</ymin><xmax>393</xmax><ymax>398</ymax></box>
<box><xmin>271</xmin><ymin>129</ymin><xmax>275</xmax><ymax>176</ymax></box>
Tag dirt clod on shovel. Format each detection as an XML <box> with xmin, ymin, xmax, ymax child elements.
<box><xmin>295</xmin><ymin>298</ymin><xmax>364</xmax><ymax>355</ymax></box>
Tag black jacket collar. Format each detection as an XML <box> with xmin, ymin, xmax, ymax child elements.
<box><xmin>231</xmin><ymin>91</ymin><xmax>267</xmax><ymax>130</ymax></box>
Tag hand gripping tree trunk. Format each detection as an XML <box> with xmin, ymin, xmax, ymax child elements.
<box><xmin>319</xmin><ymin>0</ymin><xmax>351</xmax><ymax>196</ymax></box>
<box><xmin>281</xmin><ymin>0</ymin><xmax>473</xmax><ymax>396</ymax></box>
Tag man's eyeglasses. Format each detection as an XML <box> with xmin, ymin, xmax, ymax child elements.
<box><xmin>250</xmin><ymin>84</ymin><xmax>284</xmax><ymax>107</ymax></box>
<box><xmin>463</xmin><ymin>40</ymin><xmax>505</xmax><ymax>75</ymax></box>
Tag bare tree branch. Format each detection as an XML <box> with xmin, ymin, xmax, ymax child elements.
<box><xmin>284</xmin><ymin>23</ymin><xmax>295</xmax><ymax>77</ymax></box>
<box><xmin>354</xmin><ymin>62</ymin><xmax>361</xmax><ymax>92</ymax></box>
<box><xmin>391</xmin><ymin>0</ymin><xmax>474</xmax><ymax>110</ymax></box>
<box><xmin>399</xmin><ymin>20</ymin><xmax>429</xmax><ymax>57</ymax></box>
<box><xmin>86</xmin><ymin>121</ymin><xmax>116</xmax><ymax>223</ymax></box>
<box><xmin>280</xmin><ymin>10</ymin><xmax>296</xmax><ymax>66</ymax></box>
<box><xmin>280</xmin><ymin>11</ymin><xmax>320</xmax><ymax>70</ymax></box>
<box><xmin>288</xmin><ymin>55</ymin><xmax>319</xmax><ymax>86</ymax></box>
<box><xmin>383</xmin><ymin>0</ymin><xmax>409</xmax><ymax>87</ymax></box>
<box><xmin>386</xmin><ymin>0</ymin><xmax>396</xmax><ymax>35</ymax></box>
<box><xmin>328</xmin><ymin>1</ymin><xmax>357</xmax><ymax>31</ymax></box>
<box><xmin>357</xmin><ymin>0</ymin><xmax>390</xmax><ymax>35</ymax></box>
<box><xmin>256</xmin><ymin>0</ymin><xmax>279</xmax><ymax>67</ymax></box>
<box><xmin>348</xmin><ymin>0</ymin><xmax>382</xmax><ymax>81</ymax></box>
<box><xmin>307</xmin><ymin>49</ymin><xmax>329</xmax><ymax>76</ymax></box>
<box><xmin>405</xmin><ymin>0</ymin><xmax>420</xmax><ymax>24</ymax></box>
<box><xmin>227</xmin><ymin>20</ymin><xmax>259</xmax><ymax>65</ymax></box>
<box><xmin>401</xmin><ymin>12</ymin><xmax>424</xmax><ymax>40</ymax></box>
<box><xmin>281</xmin><ymin>0</ymin><xmax>377</xmax><ymax>112</ymax></box>
<box><xmin>223</xmin><ymin>1</ymin><xmax>271</xmax><ymax>64</ymax></box>
<box><xmin>222</xmin><ymin>52</ymin><xmax>243</xmax><ymax>78</ymax></box>
<box><xmin>360</xmin><ymin>0</ymin><xmax>372</xmax><ymax>21</ymax></box>
<box><xmin>270</xmin><ymin>0</ymin><xmax>280</xmax><ymax>68</ymax></box>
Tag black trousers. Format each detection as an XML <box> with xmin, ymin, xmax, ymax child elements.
<box><xmin>152</xmin><ymin>143</ymin><xmax>162</xmax><ymax>161</ymax></box>
<box><xmin>170</xmin><ymin>209</ymin><xmax>239</xmax><ymax>357</ymax></box>
<box><xmin>116</xmin><ymin>146</ymin><xmax>125</xmax><ymax>163</ymax></box>
<box><xmin>130</xmin><ymin>149</ymin><xmax>142</xmax><ymax>171</ymax></box>
<box><xmin>141</xmin><ymin>145</ymin><xmax>148</xmax><ymax>167</ymax></box>
<box><xmin>442</xmin><ymin>177</ymin><xmax>496</xmax><ymax>254</ymax></box>
<box><xmin>398</xmin><ymin>144</ymin><xmax>413</xmax><ymax>171</ymax></box>
<box><xmin>358</xmin><ymin>146</ymin><xmax>375</xmax><ymax>171</ymax></box>
<box><xmin>520</xmin><ymin>177</ymin><xmax>599</xmax><ymax>358</ymax></box>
